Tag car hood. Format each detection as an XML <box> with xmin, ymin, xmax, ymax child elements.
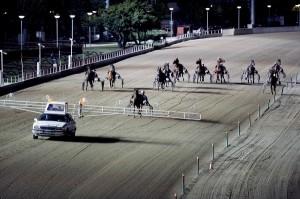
<box><xmin>35</xmin><ymin>121</ymin><xmax>66</xmax><ymax>128</ymax></box>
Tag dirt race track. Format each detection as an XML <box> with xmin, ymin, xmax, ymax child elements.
<box><xmin>0</xmin><ymin>32</ymin><xmax>299</xmax><ymax>199</ymax></box>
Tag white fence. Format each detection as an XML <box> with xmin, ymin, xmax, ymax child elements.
<box><xmin>0</xmin><ymin>100</ymin><xmax>202</xmax><ymax>121</ymax></box>
<box><xmin>2</xmin><ymin>30</ymin><xmax>222</xmax><ymax>87</ymax></box>
<box><xmin>82</xmin><ymin>104</ymin><xmax>201</xmax><ymax>121</ymax></box>
<box><xmin>2</xmin><ymin>43</ymin><xmax>153</xmax><ymax>86</ymax></box>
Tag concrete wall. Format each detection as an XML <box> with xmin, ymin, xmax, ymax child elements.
<box><xmin>253</xmin><ymin>26</ymin><xmax>300</xmax><ymax>34</ymax></box>
<box><xmin>223</xmin><ymin>26</ymin><xmax>300</xmax><ymax>36</ymax></box>
<box><xmin>222</xmin><ymin>29</ymin><xmax>235</xmax><ymax>36</ymax></box>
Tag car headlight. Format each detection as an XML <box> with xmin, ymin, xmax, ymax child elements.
<box><xmin>33</xmin><ymin>125</ymin><xmax>40</xmax><ymax>130</ymax></box>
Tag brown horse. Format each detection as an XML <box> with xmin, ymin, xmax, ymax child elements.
<box><xmin>107</xmin><ymin>69</ymin><xmax>116</xmax><ymax>88</ymax></box>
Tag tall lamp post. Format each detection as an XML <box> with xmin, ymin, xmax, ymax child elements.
<box><xmin>54</xmin><ymin>15</ymin><xmax>60</xmax><ymax>48</ymax></box>
<box><xmin>87</xmin><ymin>12</ymin><xmax>93</xmax><ymax>46</ymax></box>
<box><xmin>92</xmin><ymin>11</ymin><xmax>97</xmax><ymax>41</ymax></box>
<box><xmin>37</xmin><ymin>43</ymin><xmax>45</xmax><ymax>76</ymax></box>
<box><xmin>70</xmin><ymin>15</ymin><xmax>75</xmax><ymax>40</ymax></box>
<box><xmin>0</xmin><ymin>50</ymin><xmax>7</xmax><ymax>86</ymax></box>
<box><xmin>69</xmin><ymin>15</ymin><xmax>75</xmax><ymax>69</ymax></box>
<box><xmin>206</xmin><ymin>8</ymin><xmax>210</xmax><ymax>32</ymax></box>
<box><xmin>54</xmin><ymin>14</ymin><xmax>61</xmax><ymax>69</ymax></box>
<box><xmin>296</xmin><ymin>4</ymin><xmax>300</xmax><ymax>26</ymax></box>
<box><xmin>169</xmin><ymin>7</ymin><xmax>174</xmax><ymax>37</ymax></box>
<box><xmin>237</xmin><ymin>6</ymin><xmax>241</xmax><ymax>29</ymax></box>
<box><xmin>69</xmin><ymin>38</ymin><xmax>73</xmax><ymax>69</ymax></box>
<box><xmin>18</xmin><ymin>15</ymin><xmax>25</xmax><ymax>81</ymax></box>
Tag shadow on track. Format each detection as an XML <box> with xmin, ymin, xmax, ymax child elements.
<box><xmin>48</xmin><ymin>135</ymin><xmax>178</xmax><ymax>146</ymax></box>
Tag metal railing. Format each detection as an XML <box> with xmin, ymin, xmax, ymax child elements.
<box><xmin>0</xmin><ymin>99</ymin><xmax>202</xmax><ymax>121</ymax></box>
<box><xmin>2</xmin><ymin>43</ymin><xmax>153</xmax><ymax>86</ymax></box>
<box><xmin>2</xmin><ymin>30</ymin><xmax>222</xmax><ymax>87</ymax></box>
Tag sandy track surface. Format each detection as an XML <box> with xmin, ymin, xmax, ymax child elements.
<box><xmin>0</xmin><ymin>32</ymin><xmax>299</xmax><ymax>199</ymax></box>
<box><xmin>187</xmin><ymin>87</ymin><xmax>300</xmax><ymax>199</ymax></box>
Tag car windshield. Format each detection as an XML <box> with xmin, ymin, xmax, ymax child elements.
<box><xmin>39</xmin><ymin>114</ymin><xmax>66</xmax><ymax>122</ymax></box>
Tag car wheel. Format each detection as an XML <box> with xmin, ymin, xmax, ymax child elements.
<box><xmin>71</xmin><ymin>128</ymin><xmax>76</xmax><ymax>137</ymax></box>
<box><xmin>33</xmin><ymin>134</ymin><xmax>38</xmax><ymax>139</ymax></box>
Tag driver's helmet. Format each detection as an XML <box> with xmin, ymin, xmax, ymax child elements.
<box><xmin>276</xmin><ymin>59</ymin><xmax>281</xmax><ymax>65</ymax></box>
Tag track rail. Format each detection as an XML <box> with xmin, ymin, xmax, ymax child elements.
<box><xmin>0</xmin><ymin>100</ymin><xmax>202</xmax><ymax>121</ymax></box>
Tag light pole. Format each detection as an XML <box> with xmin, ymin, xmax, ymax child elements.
<box><xmin>87</xmin><ymin>12</ymin><xmax>93</xmax><ymax>46</ymax></box>
<box><xmin>92</xmin><ymin>11</ymin><xmax>97</xmax><ymax>41</ymax></box>
<box><xmin>69</xmin><ymin>15</ymin><xmax>75</xmax><ymax>69</ymax></box>
<box><xmin>296</xmin><ymin>4</ymin><xmax>300</xmax><ymax>26</ymax></box>
<box><xmin>206</xmin><ymin>8</ymin><xmax>210</xmax><ymax>32</ymax></box>
<box><xmin>69</xmin><ymin>15</ymin><xmax>75</xmax><ymax>40</ymax></box>
<box><xmin>54</xmin><ymin>15</ymin><xmax>60</xmax><ymax>48</ymax></box>
<box><xmin>18</xmin><ymin>15</ymin><xmax>25</xmax><ymax>81</ymax></box>
<box><xmin>69</xmin><ymin>38</ymin><xmax>73</xmax><ymax>69</ymax></box>
<box><xmin>237</xmin><ymin>6</ymin><xmax>241</xmax><ymax>29</ymax></box>
<box><xmin>267</xmin><ymin>5</ymin><xmax>272</xmax><ymax>25</ymax></box>
<box><xmin>169</xmin><ymin>7</ymin><xmax>174</xmax><ymax>37</ymax></box>
<box><xmin>54</xmin><ymin>14</ymin><xmax>61</xmax><ymax>69</ymax></box>
<box><xmin>0</xmin><ymin>50</ymin><xmax>7</xmax><ymax>86</ymax></box>
<box><xmin>37</xmin><ymin>43</ymin><xmax>45</xmax><ymax>76</ymax></box>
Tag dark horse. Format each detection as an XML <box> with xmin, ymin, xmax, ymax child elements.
<box><xmin>271</xmin><ymin>59</ymin><xmax>286</xmax><ymax>85</ymax></box>
<box><xmin>241</xmin><ymin>60</ymin><xmax>260</xmax><ymax>84</ymax></box>
<box><xmin>194</xmin><ymin>59</ymin><xmax>212</xmax><ymax>83</ymax></box>
<box><xmin>173</xmin><ymin>58</ymin><xmax>190</xmax><ymax>82</ymax></box>
<box><xmin>129</xmin><ymin>90</ymin><xmax>153</xmax><ymax>117</ymax></box>
<box><xmin>82</xmin><ymin>68</ymin><xmax>98</xmax><ymax>91</ymax></box>
<box><xmin>269</xmin><ymin>68</ymin><xmax>279</xmax><ymax>95</ymax></box>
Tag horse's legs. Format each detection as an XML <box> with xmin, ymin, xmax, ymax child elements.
<box><xmin>90</xmin><ymin>81</ymin><xmax>94</xmax><ymax>90</ymax></box>
<box><xmin>270</xmin><ymin>84</ymin><xmax>276</xmax><ymax>95</ymax></box>
<box><xmin>271</xmin><ymin>84</ymin><xmax>274</xmax><ymax>95</ymax></box>
<box><xmin>82</xmin><ymin>81</ymin><xmax>85</xmax><ymax>91</ymax></box>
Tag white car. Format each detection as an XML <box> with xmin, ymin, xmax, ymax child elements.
<box><xmin>32</xmin><ymin>102</ymin><xmax>76</xmax><ymax>139</ymax></box>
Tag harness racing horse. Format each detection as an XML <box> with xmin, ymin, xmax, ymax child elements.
<box><xmin>82</xmin><ymin>69</ymin><xmax>99</xmax><ymax>91</ymax></box>
<box><xmin>173</xmin><ymin>58</ymin><xmax>190</xmax><ymax>82</ymax></box>
<box><xmin>241</xmin><ymin>60</ymin><xmax>260</xmax><ymax>84</ymax></box>
<box><xmin>263</xmin><ymin>60</ymin><xmax>286</xmax><ymax>94</ymax></box>
<box><xmin>107</xmin><ymin>69</ymin><xmax>116</xmax><ymax>88</ymax></box>
<box><xmin>128</xmin><ymin>90</ymin><xmax>153</xmax><ymax>117</ymax></box>
<box><xmin>153</xmin><ymin>65</ymin><xmax>175</xmax><ymax>90</ymax></box>
<box><xmin>193</xmin><ymin>59</ymin><xmax>212</xmax><ymax>83</ymax></box>
<box><xmin>213</xmin><ymin>58</ymin><xmax>229</xmax><ymax>83</ymax></box>
<box><xmin>269</xmin><ymin>59</ymin><xmax>286</xmax><ymax>85</ymax></box>
<box><xmin>107</xmin><ymin>69</ymin><xmax>124</xmax><ymax>88</ymax></box>
<box><xmin>269</xmin><ymin>69</ymin><xmax>279</xmax><ymax>95</ymax></box>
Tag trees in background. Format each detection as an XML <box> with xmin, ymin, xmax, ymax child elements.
<box><xmin>100</xmin><ymin>0</ymin><xmax>157</xmax><ymax>48</ymax></box>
